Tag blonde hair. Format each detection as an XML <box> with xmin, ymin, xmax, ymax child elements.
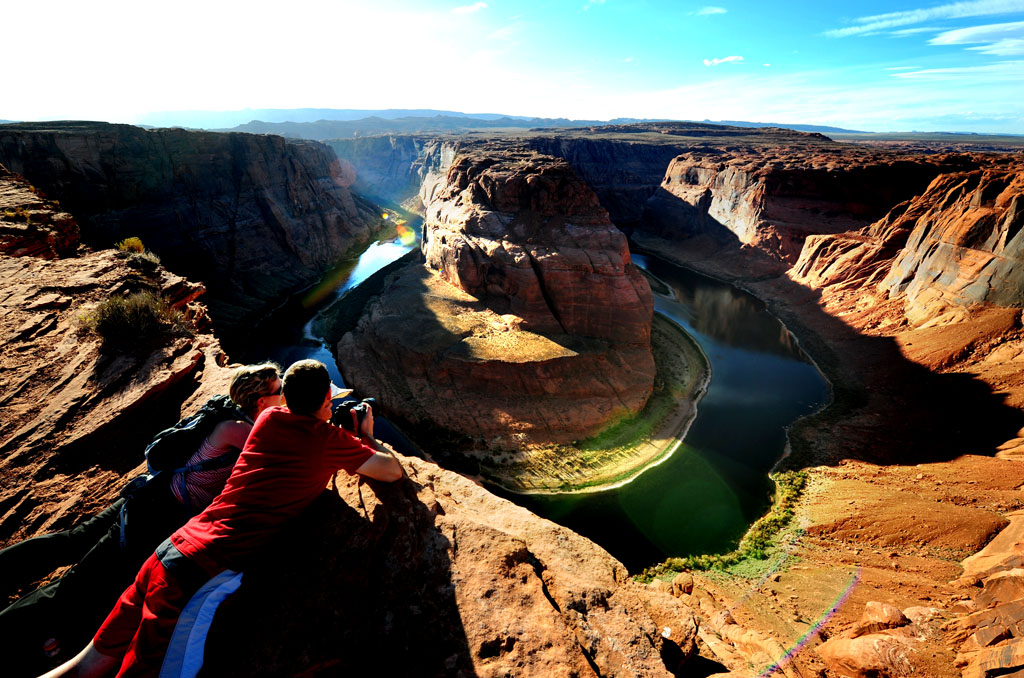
<box><xmin>229</xmin><ymin>362</ymin><xmax>282</xmax><ymax>417</ymax></box>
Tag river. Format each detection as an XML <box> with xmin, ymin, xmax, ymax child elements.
<box><xmin>239</xmin><ymin>235</ymin><xmax>829</xmax><ymax>572</ymax></box>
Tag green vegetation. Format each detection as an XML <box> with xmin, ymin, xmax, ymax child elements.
<box><xmin>115</xmin><ymin>237</ymin><xmax>161</xmax><ymax>269</ymax></box>
<box><xmin>637</xmin><ymin>469</ymin><xmax>808</xmax><ymax>581</ymax></box>
<box><xmin>116</xmin><ymin>237</ymin><xmax>146</xmax><ymax>253</ymax></box>
<box><xmin>576</xmin><ymin>393</ymin><xmax>676</xmax><ymax>455</ymax></box>
<box><xmin>80</xmin><ymin>291</ymin><xmax>190</xmax><ymax>349</ymax></box>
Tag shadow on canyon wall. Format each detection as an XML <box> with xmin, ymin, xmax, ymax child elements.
<box><xmin>200</xmin><ymin>479</ymin><xmax>474</xmax><ymax>677</ymax></box>
<box><xmin>635</xmin><ymin>196</ymin><xmax>1024</xmax><ymax>469</ymax></box>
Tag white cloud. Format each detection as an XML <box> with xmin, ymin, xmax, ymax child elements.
<box><xmin>452</xmin><ymin>2</ymin><xmax>487</xmax><ymax>14</ymax></box>
<box><xmin>624</xmin><ymin>57</ymin><xmax>634</xmax><ymax>62</ymax></box>
<box><xmin>704</xmin><ymin>55</ymin><xmax>744</xmax><ymax>66</ymax></box>
<box><xmin>889</xmin><ymin>59</ymin><xmax>1024</xmax><ymax>79</ymax></box>
<box><xmin>885</xmin><ymin>66</ymin><xmax>922</xmax><ymax>70</ymax></box>
<box><xmin>929</xmin><ymin>20</ymin><xmax>1024</xmax><ymax>53</ymax></box>
<box><xmin>583</xmin><ymin>0</ymin><xmax>606</xmax><ymax>10</ymax></box>
<box><xmin>825</xmin><ymin>0</ymin><xmax>1024</xmax><ymax>38</ymax></box>
<box><xmin>697</xmin><ymin>6</ymin><xmax>727</xmax><ymax>15</ymax></box>
<box><xmin>969</xmin><ymin>37</ymin><xmax>1024</xmax><ymax>53</ymax></box>
<box><xmin>763</xmin><ymin>63</ymin><xmax>771</xmax><ymax>67</ymax></box>
<box><xmin>889</xmin><ymin>27</ymin><xmax>942</xmax><ymax>36</ymax></box>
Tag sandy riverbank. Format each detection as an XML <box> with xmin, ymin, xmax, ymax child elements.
<box><xmin>475</xmin><ymin>312</ymin><xmax>711</xmax><ymax>494</ymax></box>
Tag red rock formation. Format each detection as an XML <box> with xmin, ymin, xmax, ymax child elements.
<box><xmin>0</xmin><ymin>165</ymin><xmax>78</xmax><ymax>258</ymax></box>
<box><xmin>644</xmin><ymin>149</ymin><xmax>973</xmax><ymax>264</ymax></box>
<box><xmin>791</xmin><ymin>156</ymin><xmax>1024</xmax><ymax>325</ymax></box>
<box><xmin>0</xmin><ymin>122</ymin><xmax>382</xmax><ymax>329</ymax></box>
<box><xmin>421</xmin><ymin>149</ymin><xmax>653</xmax><ymax>344</ymax></box>
<box><xmin>338</xmin><ymin>150</ymin><xmax>655</xmax><ymax>447</ymax></box>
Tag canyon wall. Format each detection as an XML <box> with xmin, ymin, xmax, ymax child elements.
<box><xmin>641</xmin><ymin>148</ymin><xmax>974</xmax><ymax>264</ymax></box>
<box><xmin>326</xmin><ymin>134</ymin><xmax>456</xmax><ymax>205</ymax></box>
<box><xmin>337</xmin><ymin>149</ymin><xmax>655</xmax><ymax>447</ymax></box>
<box><xmin>792</xmin><ymin>156</ymin><xmax>1024</xmax><ymax>324</ymax></box>
<box><xmin>0</xmin><ymin>122</ymin><xmax>382</xmax><ymax>328</ymax></box>
<box><xmin>518</xmin><ymin>137</ymin><xmax>686</xmax><ymax>225</ymax></box>
<box><xmin>328</xmin><ymin>123</ymin><xmax>836</xmax><ymax>228</ymax></box>
<box><xmin>0</xmin><ymin>163</ymin><xmax>233</xmax><ymax>549</ymax></box>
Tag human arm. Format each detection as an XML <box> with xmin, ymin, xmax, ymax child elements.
<box><xmin>206</xmin><ymin>419</ymin><xmax>252</xmax><ymax>452</ymax></box>
<box><xmin>354</xmin><ymin>445</ymin><xmax>403</xmax><ymax>482</ymax></box>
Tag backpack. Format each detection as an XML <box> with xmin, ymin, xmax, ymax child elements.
<box><xmin>118</xmin><ymin>395</ymin><xmax>252</xmax><ymax>547</ymax></box>
<box><xmin>144</xmin><ymin>395</ymin><xmax>250</xmax><ymax>474</ymax></box>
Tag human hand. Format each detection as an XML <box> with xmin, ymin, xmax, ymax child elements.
<box><xmin>355</xmin><ymin>403</ymin><xmax>374</xmax><ymax>439</ymax></box>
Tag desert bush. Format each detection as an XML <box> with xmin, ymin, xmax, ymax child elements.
<box><xmin>116</xmin><ymin>237</ymin><xmax>146</xmax><ymax>254</ymax></box>
<box><xmin>80</xmin><ymin>291</ymin><xmax>189</xmax><ymax>348</ymax></box>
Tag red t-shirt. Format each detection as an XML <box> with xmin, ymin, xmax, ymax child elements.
<box><xmin>171</xmin><ymin>406</ymin><xmax>375</xmax><ymax>573</ymax></box>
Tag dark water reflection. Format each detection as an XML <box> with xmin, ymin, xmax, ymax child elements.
<box><xmin>500</xmin><ymin>255</ymin><xmax>830</xmax><ymax>571</ymax></box>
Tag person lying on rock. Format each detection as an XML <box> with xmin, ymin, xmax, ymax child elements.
<box><xmin>0</xmin><ymin>363</ymin><xmax>284</xmax><ymax>677</ymax></box>
<box><xmin>42</xmin><ymin>358</ymin><xmax>404</xmax><ymax>678</ymax></box>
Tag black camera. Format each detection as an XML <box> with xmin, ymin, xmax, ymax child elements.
<box><xmin>331</xmin><ymin>397</ymin><xmax>375</xmax><ymax>432</ymax></box>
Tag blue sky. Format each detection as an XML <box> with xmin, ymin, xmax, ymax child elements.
<box><xmin>5</xmin><ymin>0</ymin><xmax>1024</xmax><ymax>132</ymax></box>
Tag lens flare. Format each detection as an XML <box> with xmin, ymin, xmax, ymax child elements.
<box><xmin>756</xmin><ymin>567</ymin><xmax>861</xmax><ymax>677</ymax></box>
<box><xmin>396</xmin><ymin>224</ymin><xmax>417</xmax><ymax>247</ymax></box>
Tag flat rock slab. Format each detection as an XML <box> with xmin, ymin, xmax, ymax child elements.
<box><xmin>963</xmin><ymin>511</ymin><xmax>1024</xmax><ymax>584</ymax></box>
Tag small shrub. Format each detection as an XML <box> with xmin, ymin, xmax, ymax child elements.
<box><xmin>116</xmin><ymin>237</ymin><xmax>146</xmax><ymax>254</ymax></box>
<box><xmin>80</xmin><ymin>291</ymin><xmax>189</xmax><ymax>349</ymax></box>
<box><xmin>126</xmin><ymin>250</ymin><xmax>161</xmax><ymax>271</ymax></box>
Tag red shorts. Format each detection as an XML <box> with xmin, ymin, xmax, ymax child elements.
<box><xmin>93</xmin><ymin>550</ymin><xmax>198</xmax><ymax>677</ymax></box>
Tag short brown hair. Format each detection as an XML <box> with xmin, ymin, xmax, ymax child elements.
<box><xmin>282</xmin><ymin>360</ymin><xmax>330</xmax><ymax>416</ymax></box>
<box><xmin>229</xmin><ymin>363</ymin><xmax>281</xmax><ymax>417</ymax></box>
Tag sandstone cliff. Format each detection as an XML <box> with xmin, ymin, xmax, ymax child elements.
<box><xmin>0</xmin><ymin>164</ymin><xmax>233</xmax><ymax>549</ymax></box>
<box><xmin>328</xmin><ymin>123</ymin><xmax>836</xmax><ymax>227</ymax></box>
<box><xmin>634</xmin><ymin>146</ymin><xmax>1024</xmax><ymax>677</ymax></box>
<box><xmin>337</xmin><ymin>149</ymin><xmax>656</xmax><ymax>450</ymax></box>
<box><xmin>0</xmin><ymin>122</ymin><xmax>382</xmax><ymax>329</ymax></box>
<box><xmin>790</xmin><ymin>157</ymin><xmax>1024</xmax><ymax>327</ymax></box>
<box><xmin>326</xmin><ymin>134</ymin><xmax>455</xmax><ymax>206</ymax></box>
<box><xmin>643</xmin><ymin>149</ymin><xmax>975</xmax><ymax>265</ymax></box>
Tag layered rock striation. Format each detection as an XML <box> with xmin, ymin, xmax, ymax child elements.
<box><xmin>0</xmin><ymin>165</ymin><xmax>79</xmax><ymax>258</ymax></box>
<box><xmin>643</xmin><ymin>149</ymin><xmax>982</xmax><ymax>265</ymax></box>
<box><xmin>792</xmin><ymin>156</ymin><xmax>1024</xmax><ymax>324</ymax></box>
<box><xmin>0</xmin><ymin>122</ymin><xmax>382</xmax><ymax>328</ymax></box>
<box><xmin>0</xmin><ymin>157</ymin><xmax>703</xmax><ymax>677</ymax></box>
<box><xmin>0</xmin><ymin>163</ymin><xmax>233</xmax><ymax>548</ymax></box>
<box><xmin>338</xmin><ymin>149</ymin><xmax>655</xmax><ymax>449</ymax></box>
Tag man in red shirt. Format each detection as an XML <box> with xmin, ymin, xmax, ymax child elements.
<box><xmin>43</xmin><ymin>360</ymin><xmax>403</xmax><ymax>678</ymax></box>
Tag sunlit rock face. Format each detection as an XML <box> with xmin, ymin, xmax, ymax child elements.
<box><xmin>0</xmin><ymin>161</ymin><xmax>233</xmax><ymax>552</ymax></box>
<box><xmin>791</xmin><ymin>155</ymin><xmax>1024</xmax><ymax>324</ymax></box>
<box><xmin>420</xmin><ymin>149</ymin><xmax>654</xmax><ymax>345</ymax></box>
<box><xmin>643</xmin><ymin>148</ymin><xmax>968</xmax><ymax>264</ymax></box>
<box><xmin>337</xmin><ymin>150</ymin><xmax>655</xmax><ymax>447</ymax></box>
<box><xmin>0</xmin><ymin>122</ymin><xmax>381</xmax><ymax>328</ymax></box>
